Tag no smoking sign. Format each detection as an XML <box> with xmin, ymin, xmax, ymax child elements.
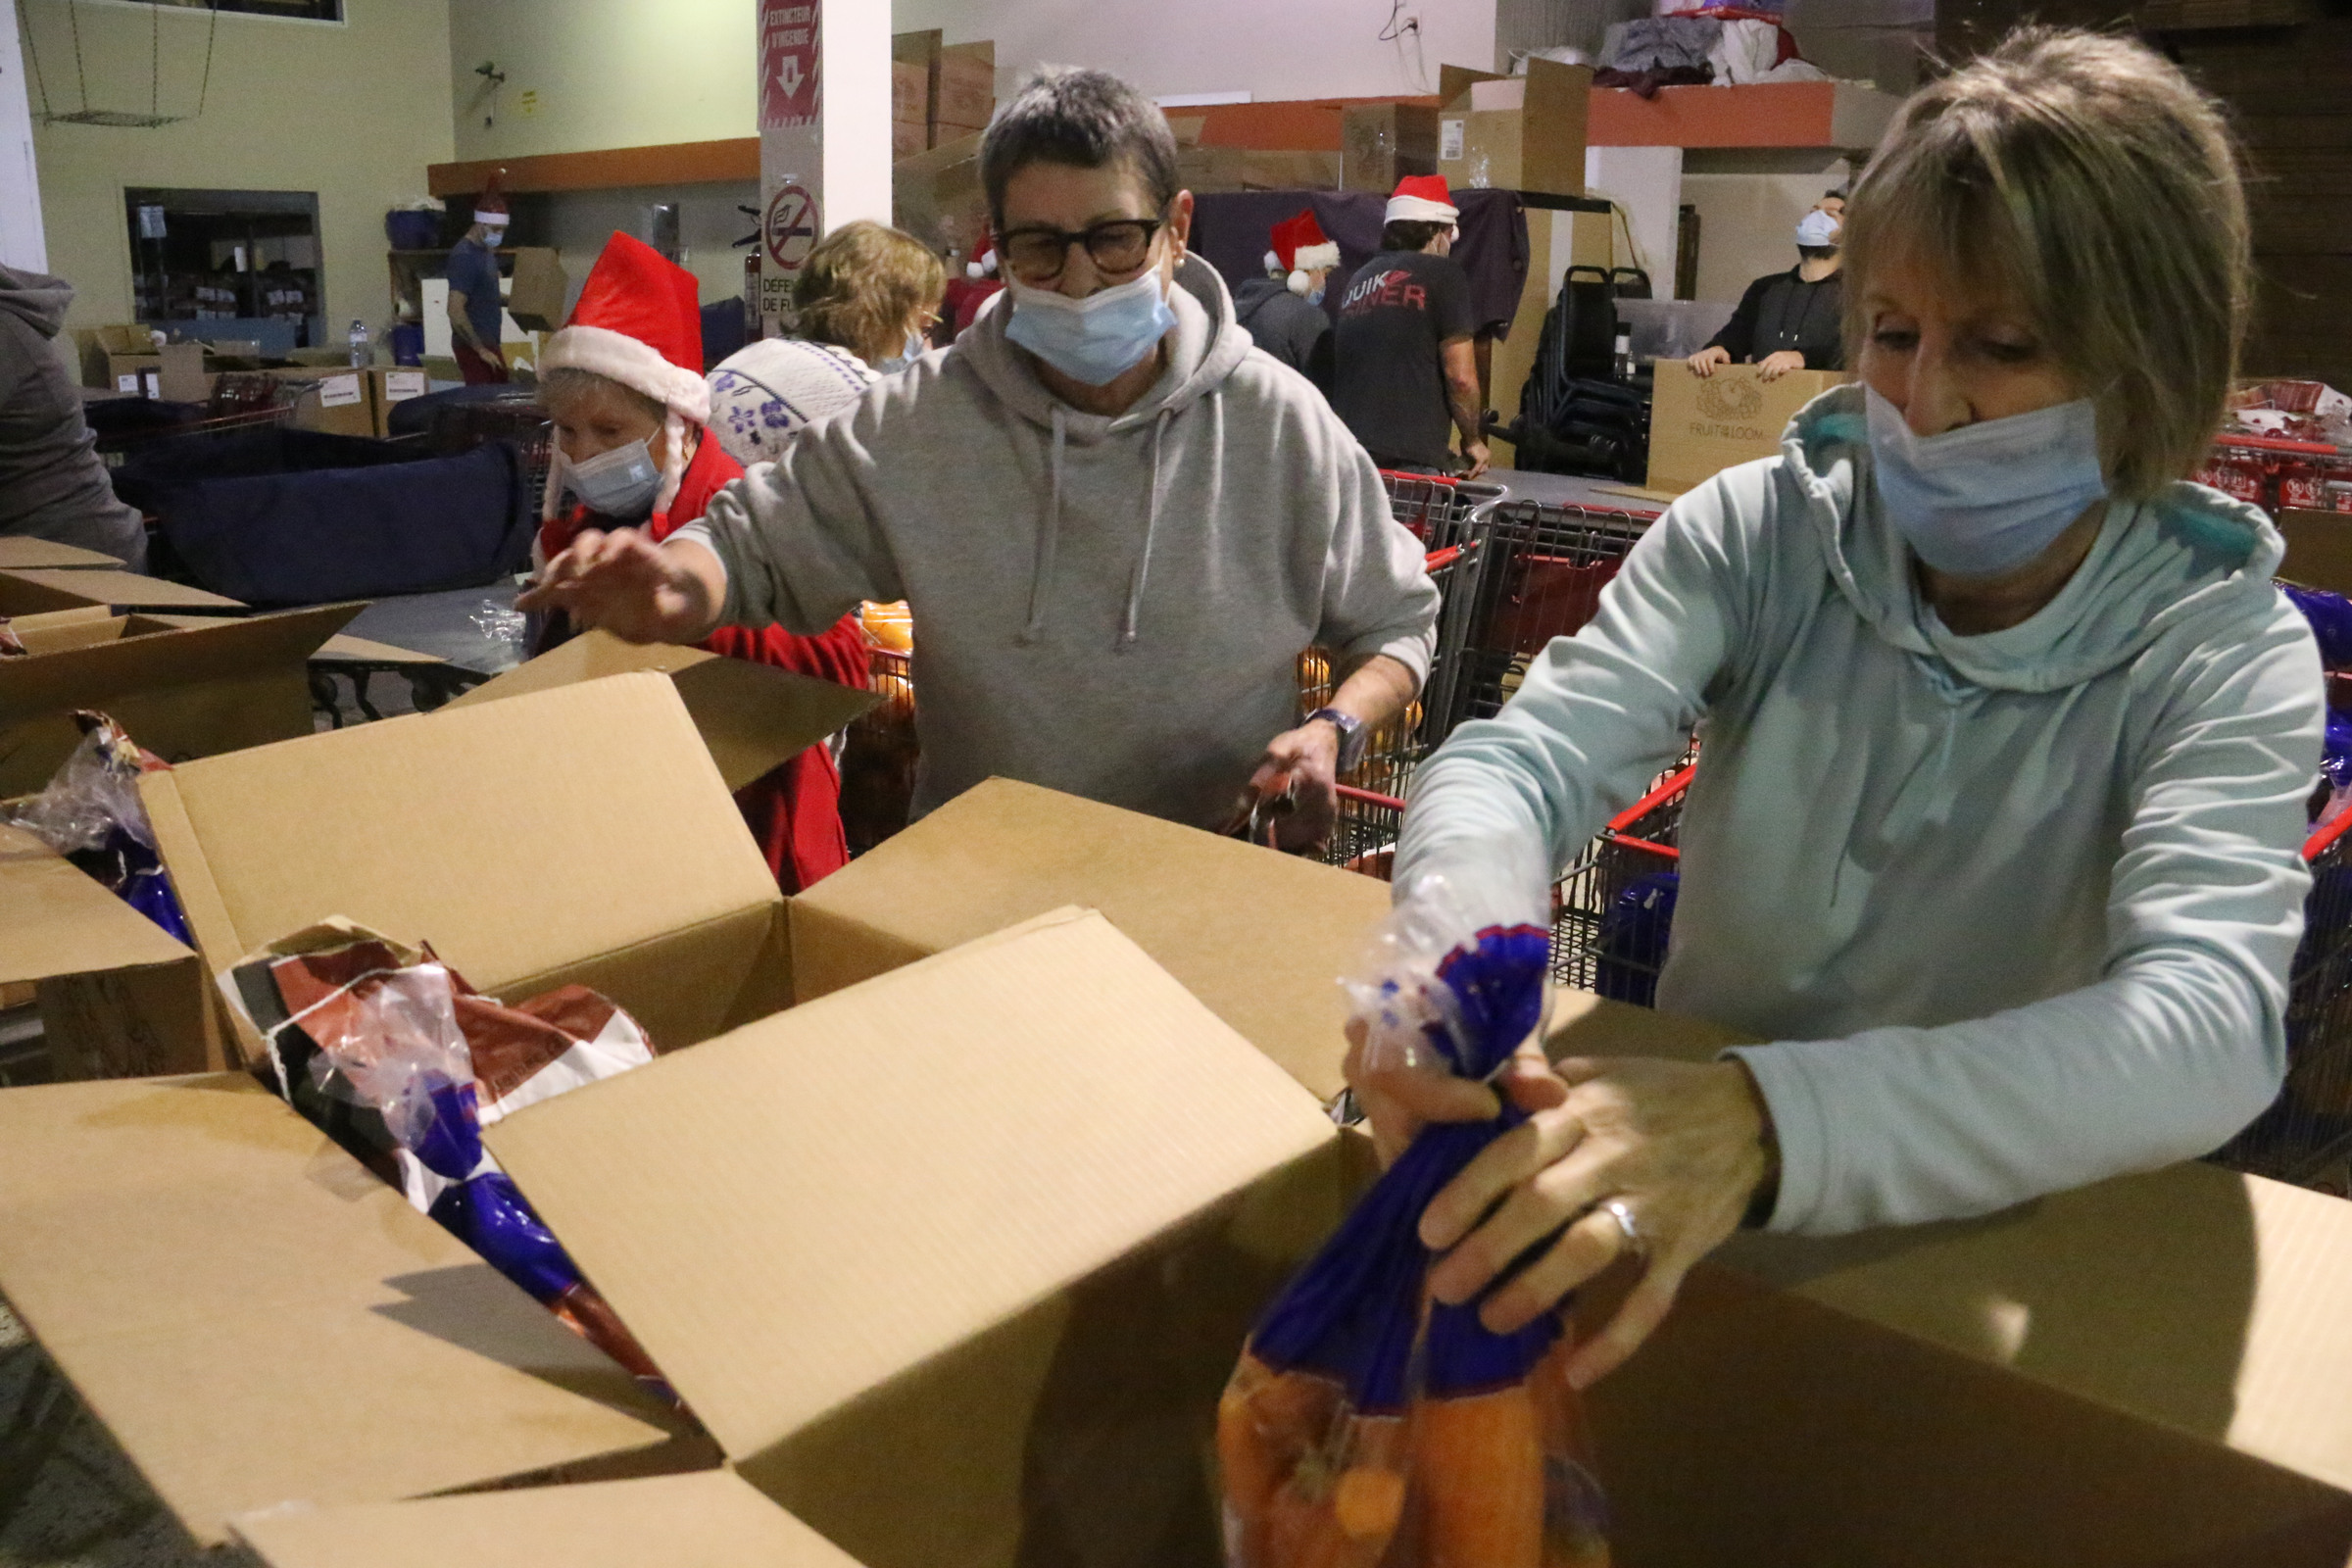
<box><xmin>763</xmin><ymin>183</ymin><xmax>820</xmax><ymax>278</ymax></box>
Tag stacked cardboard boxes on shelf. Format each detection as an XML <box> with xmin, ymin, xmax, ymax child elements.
<box><xmin>891</xmin><ymin>30</ymin><xmax>996</xmax><ymax>162</ymax></box>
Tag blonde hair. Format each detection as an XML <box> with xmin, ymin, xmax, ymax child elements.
<box><xmin>1842</xmin><ymin>28</ymin><xmax>2250</xmax><ymax>501</ymax></box>
<box><xmin>793</xmin><ymin>220</ymin><xmax>947</xmax><ymax>364</ymax></box>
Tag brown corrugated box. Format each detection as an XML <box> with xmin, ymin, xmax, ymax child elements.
<box><xmin>1436</xmin><ymin>58</ymin><xmax>1591</xmax><ymax>197</ymax></box>
<box><xmin>2278</xmin><ymin>508</ymin><xmax>2352</xmax><ymax>598</ymax></box>
<box><xmin>892</xmin><ymin>129</ymin><xmax>988</xmax><ymax>257</ymax></box>
<box><xmin>1342</xmin><ymin>101</ymin><xmax>1441</xmax><ymax>192</ymax></box>
<box><xmin>1645</xmin><ymin>358</ymin><xmax>1848</xmax><ymax>495</ymax></box>
<box><xmin>0</xmin><ymin>567</ymin><xmax>245</xmax><ymax>617</ymax></box>
<box><xmin>789</xmin><ymin>776</ymin><xmax>1389</xmax><ymax>1102</ymax></box>
<box><xmin>267</xmin><ymin>366</ymin><xmax>378</xmax><ymax>438</ymax></box>
<box><xmin>369</xmin><ymin>365</ymin><xmax>432</xmax><ymax>437</ymax></box>
<box><xmin>935</xmin><ymin>40</ymin><xmax>996</xmax><ymax>138</ymax></box>
<box><xmin>504</xmin><ymin>246</ymin><xmax>569</xmax><ymax>333</ymax></box>
<box><xmin>0</xmin><ymin>536</ymin><xmax>122</xmax><ymax>570</ymax></box>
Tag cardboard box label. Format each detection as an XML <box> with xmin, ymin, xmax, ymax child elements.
<box><xmin>117</xmin><ymin>372</ymin><xmax>139</xmax><ymax>394</ymax></box>
<box><xmin>383</xmin><ymin>369</ymin><xmax>427</xmax><ymax>401</ymax></box>
<box><xmin>1440</xmin><ymin>117</ymin><xmax>1465</xmax><ymax>162</ymax></box>
<box><xmin>317</xmin><ymin>372</ymin><xmax>364</xmax><ymax>408</ymax></box>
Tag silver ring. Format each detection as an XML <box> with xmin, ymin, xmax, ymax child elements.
<box><xmin>1601</xmin><ymin>1199</ymin><xmax>1646</xmax><ymax>1262</ymax></box>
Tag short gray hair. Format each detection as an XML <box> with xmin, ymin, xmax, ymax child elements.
<box><xmin>981</xmin><ymin>67</ymin><xmax>1180</xmax><ymax>229</ymax></box>
<box><xmin>1843</xmin><ymin>27</ymin><xmax>2250</xmax><ymax>502</ymax></box>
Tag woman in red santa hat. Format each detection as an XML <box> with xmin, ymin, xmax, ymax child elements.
<box><xmin>534</xmin><ymin>231</ymin><xmax>869</xmax><ymax>893</ymax></box>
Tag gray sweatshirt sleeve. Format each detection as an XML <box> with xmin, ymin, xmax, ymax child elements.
<box><xmin>1393</xmin><ymin>475</ymin><xmax>1749</xmax><ymax>929</ymax></box>
<box><xmin>1318</xmin><ymin>443</ymin><xmax>1442</xmax><ymax>688</ymax></box>
<box><xmin>675</xmin><ymin>405</ymin><xmax>905</xmax><ymax>635</ymax></box>
<box><xmin>1731</xmin><ymin>619</ymin><xmax>2320</xmax><ymax>1235</ymax></box>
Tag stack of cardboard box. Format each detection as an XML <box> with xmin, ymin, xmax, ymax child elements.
<box><xmin>891</xmin><ymin>31</ymin><xmax>996</xmax><ymax>164</ymax></box>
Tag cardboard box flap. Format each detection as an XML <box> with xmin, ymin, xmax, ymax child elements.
<box><xmin>789</xmin><ymin>778</ymin><xmax>1389</xmax><ymax>1102</ymax></box>
<box><xmin>0</xmin><ymin>567</ymin><xmax>247</xmax><ymax>614</ymax></box>
<box><xmin>446</xmin><ymin>631</ymin><xmax>879</xmax><ymax>793</ymax></box>
<box><xmin>6</xmin><ymin>603</ymin><xmax>125</xmax><ymax>650</ymax></box>
<box><xmin>0</xmin><ymin>603</ymin><xmax>361</xmax><ymax>720</ymax></box>
<box><xmin>0</xmin><ymin>823</ymin><xmax>192</xmax><ymax>984</ymax></box>
<box><xmin>0</xmin><ymin>536</ymin><xmax>122</xmax><ymax>570</ymax></box>
<box><xmin>0</xmin><ymin>1074</ymin><xmax>676</xmax><ymax>1546</ymax></box>
<box><xmin>311</xmin><ymin>631</ymin><xmax>446</xmax><ymax>666</ymax></box>
<box><xmin>484</xmin><ymin>907</ymin><xmax>1336</xmax><ymax>1466</ymax></box>
<box><xmin>1440</xmin><ymin>63</ymin><xmax>1509</xmax><ymax>107</ymax></box>
<box><xmin>139</xmin><ymin>672</ymin><xmax>784</xmax><ymax>1055</ymax></box>
<box><xmin>235</xmin><ymin>1471</ymin><xmax>858</xmax><ymax>1568</ymax></box>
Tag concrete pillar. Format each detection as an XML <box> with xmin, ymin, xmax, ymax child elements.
<box><xmin>756</xmin><ymin>0</ymin><xmax>891</xmax><ymax>334</ymax></box>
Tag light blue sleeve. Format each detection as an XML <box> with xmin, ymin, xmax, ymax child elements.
<box><xmin>1733</xmin><ymin>608</ymin><xmax>2324</xmax><ymax>1235</ymax></box>
<box><xmin>1392</xmin><ymin>468</ymin><xmax>1758</xmax><ymax>929</ymax></box>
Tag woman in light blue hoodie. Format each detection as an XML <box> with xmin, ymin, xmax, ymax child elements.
<box><xmin>1369</xmin><ymin>26</ymin><xmax>2327</xmax><ymax>1390</ymax></box>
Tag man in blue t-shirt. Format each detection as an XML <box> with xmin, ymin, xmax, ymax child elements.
<box><xmin>445</xmin><ymin>185</ymin><xmax>510</xmax><ymax>384</ymax></box>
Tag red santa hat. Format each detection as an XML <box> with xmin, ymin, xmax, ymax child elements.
<box><xmin>473</xmin><ymin>169</ymin><xmax>510</xmax><ymax>229</ymax></box>
<box><xmin>1385</xmin><ymin>173</ymin><xmax>1459</xmax><ymax>226</ymax></box>
<box><xmin>1263</xmin><ymin>208</ymin><xmax>1342</xmax><ymax>297</ymax></box>
<box><xmin>537</xmin><ymin>231</ymin><xmax>710</xmax><ymax>520</ymax></box>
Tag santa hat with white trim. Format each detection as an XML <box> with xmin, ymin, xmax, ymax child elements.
<box><xmin>537</xmin><ymin>231</ymin><xmax>710</xmax><ymax>521</ymax></box>
<box><xmin>473</xmin><ymin>169</ymin><xmax>510</xmax><ymax>230</ymax></box>
<box><xmin>1385</xmin><ymin>173</ymin><xmax>1459</xmax><ymax>226</ymax></box>
<box><xmin>1263</xmin><ymin>208</ymin><xmax>1342</xmax><ymax>297</ymax></box>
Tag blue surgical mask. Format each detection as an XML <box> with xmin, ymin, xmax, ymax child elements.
<box><xmin>875</xmin><ymin>327</ymin><xmax>926</xmax><ymax>375</ymax></box>
<box><xmin>565</xmin><ymin>438</ymin><xmax>662</xmax><ymax>519</ymax></box>
<box><xmin>1307</xmin><ymin>284</ymin><xmax>1327</xmax><ymax>308</ymax></box>
<box><xmin>1004</xmin><ymin>268</ymin><xmax>1177</xmax><ymax>386</ymax></box>
<box><xmin>1865</xmin><ymin>386</ymin><xmax>2108</xmax><ymax>579</ymax></box>
<box><xmin>1795</xmin><ymin>210</ymin><xmax>1839</xmax><ymax>248</ymax></box>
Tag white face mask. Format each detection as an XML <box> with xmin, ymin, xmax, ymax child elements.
<box><xmin>1795</xmin><ymin>210</ymin><xmax>1840</xmax><ymax>249</ymax></box>
<box><xmin>1004</xmin><ymin>268</ymin><xmax>1178</xmax><ymax>386</ymax></box>
<box><xmin>875</xmin><ymin>327</ymin><xmax>927</xmax><ymax>375</ymax></box>
<box><xmin>1865</xmin><ymin>386</ymin><xmax>2108</xmax><ymax>579</ymax></box>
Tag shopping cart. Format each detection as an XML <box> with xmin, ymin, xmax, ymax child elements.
<box><xmin>1378</xmin><ymin>469</ymin><xmax>1503</xmax><ymax>547</ymax></box>
<box><xmin>1551</xmin><ymin>759</ymin><xmax>1694</xmax><ymax>997</ymax></box>
<box><xmin>1296</xmin><ymin>534</ymin><xmax>1484</xmax><ymax>802</ymax></box>
<box><xmin>1446</xmin><ymin>500</ymin><xmax>1650</xmax><ymax>735</ymax></box>
<box><xmin>840</xmin><ymin>627</ymin><xmax>917</xmax><ymax>855</ymax></box>
<box><xmin>2211</xmin><ymin>808</ymin><xmax>2352</xmax><ymax>1197</ymax></box>
<box><xmin>1323</xmin><ymin>784</ymin><xmax>1407</xmax><ymax>881</ymax></box>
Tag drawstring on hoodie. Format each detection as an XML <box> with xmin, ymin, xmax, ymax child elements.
<box><xmin>1122</xmin><ymin>408</ymin><xmax>1174</xmax><ymax>648</ymax></box>
<box><xmin>1021</xmin><ymin>406</ymin><xmax>1068</xmax><ymax>644</ymax></box>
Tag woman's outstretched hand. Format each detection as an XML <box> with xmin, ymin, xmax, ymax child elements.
<box><xmin>1345</xmin><ymin>1024</ymin><xmax>1776</xmax><ymax>1391</ymax></box>
<box><xmin>517</xmin><ymin>529</ymin><xmax>726</xmax><ymax>645</ymax></box>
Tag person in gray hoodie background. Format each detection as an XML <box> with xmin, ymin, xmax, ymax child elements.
<box><xmin>0</xmin><ymin>265</ymin><xmax>146</xmax><ymax>568</ymax></box>
<box><xmin>525</xmin><ymin>67</ymin><xmax>1437</xmax><ymax>848</ymax></box>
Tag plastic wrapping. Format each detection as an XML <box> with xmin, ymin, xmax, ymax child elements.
<box><xmin>0</xmin><ymin>711</ymin><xmax>193</xmax><ymax>944</ymax></box>
<box><xmin>2284</xmin><ymin>583</ymin><xmax>2352</xmax><ymax>671</ymax></box>
<box><xmin>225</xmin><ymin>924</ymin><xmax>669</xmax><ymax>1396</ymax></box>
<box><xmin>1218</xmin><ymin>882</ymin><xmax>1611</xmax><ymax>1568</ymax></box>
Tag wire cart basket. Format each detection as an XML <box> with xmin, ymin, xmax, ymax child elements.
<box><xmin>1551</xmin><ymin>758</ymin><xmax>1695</xmax><ymax>998</ymax></box>
<box><xmin>1378</xmin><ymin>470</ymin><xmax>1502</xmax><ymax>546</ymax></box>
<box><xmin>1447</xmin><ymin>500</ymin><xmax>1650</xmax><ymax>734</ymax></box>
<box><xmin>2211</xmin><ymin>808</ymin><xmax>2352</xmax><ymax>1197</ymax></box>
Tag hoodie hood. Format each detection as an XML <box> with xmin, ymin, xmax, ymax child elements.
<box><xmin>1780</xmin><ymin>382</ymin><xmax>2283</xmax><ymax>694</ymax></box>
<box><xmin>0</xmin><ymin>265</ymin><xmax>72</xmax><ymax>340</ymax></box>
<box><xmin>949</xmin><ymin>254</ymin><xmax>1256</xmax><ymax>648</ymax></box>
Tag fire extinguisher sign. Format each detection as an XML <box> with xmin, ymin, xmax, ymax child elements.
<box><xmin>760</xmin><ymin>0</ymin><xmax>821</xmax><ymax>130</ymax></box>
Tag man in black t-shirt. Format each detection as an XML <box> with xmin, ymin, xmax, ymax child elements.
<box><xmin>1690</xmin><ymin>188</ymin><xmax>1846</xmax><ymax>382</ymax></box>
<box><xmin>1331</xmin><ymin>175</ymin><xmax>1488</xmax><ymax>478</ymax></box>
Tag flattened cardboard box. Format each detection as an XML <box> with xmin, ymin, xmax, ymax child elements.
<box><xmin>0</xmin><ymin>566</ymin><xmax>246</xmax><ymax>617</ymax></box>
<box><xmin>445</xmin><ymin>630</ymin><xmax>877</xmax><ymax>792</ymax></box>
<box><xmin>0</xmin><ymin>1072</ymin><xmax>685</xmax><ymax>1548</ymax></box>
<box><xmin>789</xmin><ymin>776</ymin><xmax>1393</xmax><ymax>1102</ymax></box>
<box><xmin>482</xmin><ymin>908</ymin><xmax>1348</xmax><ymax>1568</ymax></box>
<box><xmin>141</xmin><ymin>672</ymin><xmax>793</xmax><ymax>1065</ymax></box>
<box><xmin>1646</xmin><ymin>359</ymin><xmax>1847</xmax><ymax>496</ymax></box>
<box><xmin>0</xmin><ymin>603</ymin><xmax>359</xmax><ymax>798</ymax></box>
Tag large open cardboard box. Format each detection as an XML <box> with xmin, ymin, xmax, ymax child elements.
<box><xmin>0</xmin><ymin>536</ymin><xmax>122</xmax><ymax>570</ymax></box>
<box><xmin>0</xmin><ymin>566</ymin><xmax>247</xmax><ymax>617</ymax></box>
<box><xmin>789</xmin><ymin>776</ymin><xmax>1392</xmax><ymax>1102</ymax></box>
<box><xmin>1645</xmin><ymin>359</ymin><xmax>1847</xmax><ymax>496</ymax></box>
<box><xmin>0</xmin><ymin>602</ymin><xmax>359</xmax><ymax>797</ymax></box>
<box><xmin>444</xmin><ymin>630</ymin><xmax>877</xmax><ymax>792</ymax></box>
<box><xmin>1436</xmin><ymin>59</ymin><xmax>1591</xmax><ymax>197</ymax></box>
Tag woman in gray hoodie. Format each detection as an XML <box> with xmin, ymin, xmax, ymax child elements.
<box><xmin>1370</xmin><ymin>28</ymin><xmax>2327</xmax><ymax>1391</ymax></box>
<box><xmin>525</xmin><ymin>68</ymin><xmax>1438</xmax><ymax>849</ymax></box>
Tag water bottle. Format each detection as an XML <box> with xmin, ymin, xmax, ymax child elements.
<box><xmin>1613</xmin><ymin>326</ymin><xmax>1634</xmax><ymax>383</ymax></box>
<box><xmin>348</xmin><ymin>318</ymin><xmax>371</xmax><ymax>368</ymax></box>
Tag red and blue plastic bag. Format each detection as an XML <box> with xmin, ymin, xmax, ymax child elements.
<box><xmin>1217</xmin><ymin>885</ymin><xmax>1611</xmax><ymax>1568</ymax></box>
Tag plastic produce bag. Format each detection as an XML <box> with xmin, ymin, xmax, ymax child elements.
<box><xmin>225</xmin><ymin>921</ymin><xmax>669</xmax><ymax>1396</ymax></box>
<box><xmin>1218</xmin><ymin>883</ymin><xmax>1611</xmax><ymax>1568</ymax></box>
<box><xmin>1</xmin><ymin>711</ymin><xmax>192</xmax><ymax>945</ymax></box>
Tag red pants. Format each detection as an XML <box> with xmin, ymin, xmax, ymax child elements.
<box><xmin>455</xmin><ymin>340</ymin><xmax>511</xmax><ymax>384</ymax></box>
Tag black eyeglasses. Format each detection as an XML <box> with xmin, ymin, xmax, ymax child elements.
<box><xmin>999</xmin><ymin>216</ymin><xmax>1166</xmax><ymax>282</ymax></box>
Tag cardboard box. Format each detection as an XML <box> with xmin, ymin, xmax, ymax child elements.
<box><xmin>105</xmin><ymin>341</ymin><xmax>207</xmax><ymax>402</ymax></box>
<box><xmin>443</xmin><ymin>631</ymin><xmax>877</xmax><ymax>792</ymax></box>
<box><xmin>2279</xmin><ymin>508</ymin><xmax>2352</xmax><ymax>598</ymax></box>
<box><xmin>1178</xmin><ymin>146</ymin><xmax>1346</xmax><ymax>195</ymax></box>
<box><xmin>0</xmin><ymin>535</ymin><xmax>122</xmax><ymax>570</ymax></box>
<box><xmin>891</xmin><ymin>57</ymin><xmax>932</xmax><ymax>125</ymax></box>
<box><xmin>1342</xmin><ymin>101</ymin><xmax>1441</xmax><ymax>192</ymax></box>
<box><xmin>505</xmin><ymin>246</ymin><xmax>570</xmax><ymax>333</ymax></box>
<box><xmin>935</xmin><ymin>41</ymin><xmax>995</xmax><ymax>136</ymax></box>
<box><xmin>369</xmin><ymin>365</ymin><xmax>431</xmax><ymax>437</ymax></box>
<box><xmin>0</xmin><ymin>1071</ymin><xmax>688</xmax><ymax>1547</ymax></box>
<box><xmin>0</xmin><ymin>566</ymin><xmax>245</xmax><ymax>618</ymax></box>
<box><xmin>893</xmin><ymin>130</ymin><xmax>988</xmax><ymax>257</ymax></box>
<box><xmin>267</xmin><ymin>366</ymin><xmax>378</xmax><ymax>438</ymax></box>
<box><xmin>0</xmin><ymin>821</ymin><xmax>207</xmax><ymax>1081</ymax></box>
<box><xmin>0</xmin><ymin>601</ymin><xmax>358</xmax><ymax>797</ymax></box>
<box><xmin>139</xmin><ymin>673</ymin><xmax>796</xmax><ymax>1064</ymax></box>
<box><xmin>892</xmin><ymin>117</ymin><xmax>929</xmax><ymax>161</ymax></box>
<box><xmin>1645</xmin><ymin>359</ymin><xmax>1846</xmax><ymax>494</ymax></box>
<box><xmin>1436</xmin><ymin>57</ymin><xmax>1591</xmax><ymax>197</ymax></box>
<box><xmin>789</xmin><ymin>777</ymin><xmax>1391</xmax><ymax>1102</ymax></box>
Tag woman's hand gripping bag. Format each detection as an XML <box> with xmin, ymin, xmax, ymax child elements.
<box><xmin>1216</xmin><ymin>885</ymin><xmax>1611</xmax><ymax>1568</ymax></box>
